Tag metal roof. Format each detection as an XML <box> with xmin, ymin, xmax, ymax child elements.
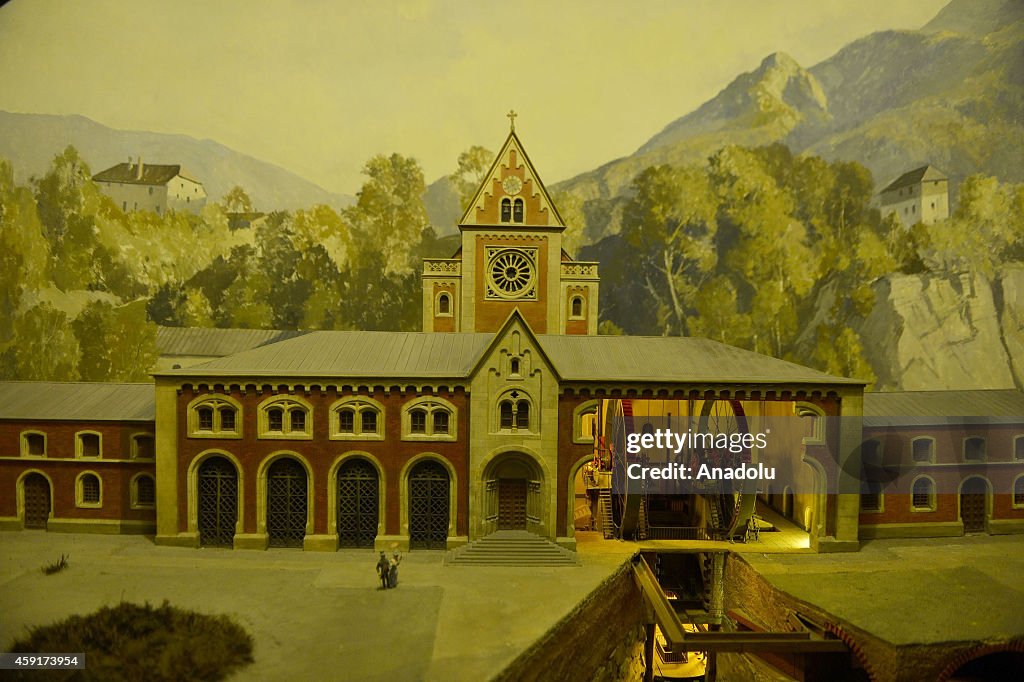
<box><xmin>537</xmin><ymin>335</ymin><xmax>863</xmax><ymax>384</ymax></box>
<box><xmin>880</xmin><ymin>165</ymin><xmax>947</xmax><ymax>194</ymax></box>
<box><xmin>155</xmin><ymin>330</ymin><xmax>862</xmax><ymax>386</ymax></box>
<box><xmin>0</xmin><ymin>382</ymin><xmax>155</xmax><ymax>422</ymax></box>
<box><xmin>864</xmin><ymin>390</ymin><xmax>1024</xmax><ymax>427</ymax></box>
<box><xmin>156</xmin><ymin>331</ymin><xmax>496</xmax><ymax>378</ymax></box>
<box><xmin>157</xmin><ymin>326</ymin><xmax>309</xmax><ymax>358</ymax></box>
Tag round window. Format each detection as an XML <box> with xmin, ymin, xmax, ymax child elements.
<box><xmin>488</xmin><ymin>249</ymin><xmax>535</xmax><ymax>297</ymax></box>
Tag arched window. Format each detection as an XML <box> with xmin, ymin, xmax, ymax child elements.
<box><xmin>573</xmin><ymin>400</ymin><xmax>600</xmax><ymax>444</ymax></box>
<box><xmin>188</xmin><ymin>395</ymin><xmax>242</xmax><ymax>438</ymax></box>
<box><xmin>402</xmin><ymin>397</ymin><xmax>457</xmax><ymax>441</ymax></box>
<box><xmin>437</xmin><ymin>293</ymin><xmax>451</xmax><ymax>316</ymax></box>
<box><xmin>516</xmin><ymin>402</ymin><xmax>529</xmax><ymax>429</ymax></box>
<box><xmin>1014</xmin><ymin>476</ymin><xmax>1024</xmax><ymax>507</ymax></box>
<box><xmin>132</xmin><ymin>474</ymin><xmax>156</xmax><ymax>509</ymax></box>
<box><xmin>77</xmin><ymin>472</ymin><xmax>102</xmax><ymax>507</ymax></box>
<box><xmin>268</xmin><ymin>408</ymin><xmax>284</xmax><ymax>432</ymax></box>
<box><xmin>501</xmin><ymin>198</ymin><xmax>512</xmax><ymax>222</ymax></box>
<box><xmin>330</xmin><ymin>397</ymin><xmax>384</xmax><ymax>440</ymax></box>
<box><xmin>500</xmin><ymin>401</ymin><xmax>514</xmax><ymax>429</ymax></box>
<box><xmin>258</xmin><ymin>396</ymin><xmax>313</xmax><ymax>439</ymax></box>
<box><xmin>510</xmin><ymin>358</ymin><xmax>520</xmax><ymax>375</ymax></box>
<box><xmin>570</xmin><ymin>295</ymin><xmax>584</xmax><ymax>318</ymax></box>
<box><xmin>497</xmin><ymin>392</ymin><xmax>532</xmax><ymax>432</ymax></box>
<box><xmin>912</xmin><ymin>477</ymin><xmax>935</xmax><ymax>510</ymax></box>
<box><xmin>513</xmin><ymin>198</ymin><xmax>524</xmax><ymax>223</ymax></box>
<box><xmin>411</xmin><ymin>409</ymin><xmax>428</xmax><ymax>434</ymax></box>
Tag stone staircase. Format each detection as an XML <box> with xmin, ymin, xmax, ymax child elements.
<box><xmin>446</xmin><ymin>530</ymin><xmax>580</xmax><ymax>567</ymax></box>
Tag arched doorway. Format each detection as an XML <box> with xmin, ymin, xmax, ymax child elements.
<box><xmin>945</xmin><ymin>650</ymin><xmax>1024</xmax><ymax>681</ymax></box>
<box><xmin>22</xmin><ymin>473</ymin><xmax>51</xmax><ymax>529</ymax></box>
<box><xmin>482</xmin><ymin>453</ymin><xmax>543</xmax><ymax>536</ymax></box>
<box><xmin>267</xmin><ymin>458</ymin><xmax>308</xmax><ymax>548</ymax></box>
<box><xmin>198</xmin><ymin>456</ymin><xmax>238</xmax><ymax>547</ymax></box>
<box><xmin>960</xmin><ymin>477</ymin><xmax>989</xmax><ymax>534</ymax></box>
<box><xmin>409</xmin><ymin>460</ymin><xmax>449</xmax><ymax>549</ymax></box>
<box><xmin>337</xmin><ymin>458</ymin><xmax>379</xmax><ymax>548</ymax></box>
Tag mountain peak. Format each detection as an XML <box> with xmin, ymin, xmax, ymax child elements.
<box><xmin>758</xmin><ymin>51</ymin><xmax>801</xmax><ymax>73</ymax></box>
<box><xmin>923</xmin><ymin>0</ymin><xmax>1023</xmax><ymax>37</ymax></box>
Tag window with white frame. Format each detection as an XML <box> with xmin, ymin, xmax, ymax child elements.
<box><xmin>330</xmin><ymin>397</ymin><xmax>384</xmax><ymax>440</ymax></box>
<box><xmin>912</xmin><ymin>437</ymin><xmax>935</xmax><ymax>463</ymax></box>
<box><xmin>76</xmin><ymin>431</ymin><xmax>102</xmax><ymax>458</ymax></box>
<box><xmin>187</xmin><ymin>395</ymin><xmax>242</xmax><ymax>438</ymax></box>
<box><xmin>1014</xmin><ymin>476</ymin><xmax>1024</xmax><ymax>508</ymax></box>
<box><xmin>76</xmin><ymin>472</ymin><xmax>102</xmax><ymax>508</ymax></box>
<box><xmin>20</xmin><ymin>431</ymin><xmax>46</xmax><ymax>457</ymax></box>
<box><xmin>964</xmin><ymin>437</ymin><xmax>986</xmax><ymax>461</ymax></box>
<box><xmin>402</xmin><ymin>397</ymin><xmax>456</xmax><ymax>441</ymax></box>
<box><xmin>132</xmin><ymin>474</ymin><xmax>156</xmax><ymax>509</ymax></box>
<box><xmin>437</xmin><ymin>292</ymin><xmax>452</xmax><ymax>316</ymax></box>
<box><xmin>911</xmin><ymin>477</ymin><xmax>935</xmax><ymax>511</ymax></box>
<box><xmin>132</xmin><ymin>434</ymin><xmax>155</xmax><ymax>459</ymax></box>
<box><xmin>258</xmin><ymin>396</ymin><xmax>313</xmax><ymax>439</ymax></box>
<box><xmin>497</xmin><ymin>390</ymin><xmax>532</xmax><ymax>432</ymax></box>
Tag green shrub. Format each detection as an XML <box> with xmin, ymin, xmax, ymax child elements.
<box><xmin>3</xmin><ymin>601</ymin><xmax>253</xmax><ymax>681</ymax></box>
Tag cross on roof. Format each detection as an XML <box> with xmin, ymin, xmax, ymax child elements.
<box><xmin>507</xmin><ymin>109</ymin><xmax>517</xmax><ymax>131</ymax></box>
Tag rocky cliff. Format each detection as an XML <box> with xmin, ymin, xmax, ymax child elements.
<box><xmin>857</xmin><ymin>264</ymin><xmax>1024</xmax><ymax>390</ymax></box>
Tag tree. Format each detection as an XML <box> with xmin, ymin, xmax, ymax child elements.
<box><xmin>621</xmin><ymin>165</ymin><xmax>719</xmax><ymax>335</ymax></box>
<box><xmin>3</xmin><ymin>303</ymin><xmax>80</xmax><ymax>381</ymax></box>
<box><xmin>73</xmin><ymin>300</ymin><xmax>158</xmax><ymax>381</ymax></box>
<box><xmin>221</xmin><ymin>186</ymin><xmax>254</xmax><ymax>213</ymax></box>
<box><xmin>449</xmin><ymin>146</ymin><xmax>495</xmax><ymax>211</ymax></box>
<box><xmin>0</xmin><ymin>159</ymin><xmax>49</xmax><ymax>337</ymax></box>
<box><xmin>346</xmin><ymin>153</ymin><xmax>429</xmax><ymax>277</ymax></box>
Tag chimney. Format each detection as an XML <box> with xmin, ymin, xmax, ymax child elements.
<box><xmin>136</xmin><ymin>157</ymin><xmax>144</xmax><ymax>181</ymax></box>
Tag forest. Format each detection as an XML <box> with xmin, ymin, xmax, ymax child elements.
<box><xmin>1</xmin><ymin>144</ymin><xmax>1021</xmax><ymax>385</ymax></box>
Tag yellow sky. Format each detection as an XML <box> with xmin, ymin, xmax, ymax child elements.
<box><xmin>0</xmin><ymin>0</ymin><xmax>948</xmax><ymax>195</ymax></box>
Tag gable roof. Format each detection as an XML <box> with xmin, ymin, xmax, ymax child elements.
<box><xmin>93</xmin><ymin>163</ymin><xmax>201</xmax><ymax>186</ymax></box>
<box><xmin>0</xmin><ymin>382</ymin><xmax>155</xmax><ymax>421</ymax></box>
<box><xmin>155</xmin><ymin>331</ymin><xmax>496</xmax><ymax>378</ymax></box>
<box><xmin>863</xmin><ymin>389</ymin><xmax>1024</xmax><ymax>427</ymax></box>
<box><xmin>157</xmin><ymin>326</ymin><xmax>309</xmax><ymax>358</ymax></box>
<box><xmin>536</xmin><ymin>335</ymin><xmax>863</xmax><ymax>385</ymax></box>
<box><xmin>880</xmin><ymin>165</ymin><xmax>947</xmax><ymax>194</ymax></box>
<box><xmin>154</xmin><ymin>327</ymin><xmax>862</xmax><ymax>386</ymax></box>
<box><xmin>458</xmin><ymin>129</ymin><xmax>566</xmax><ymax>228</ymax></box>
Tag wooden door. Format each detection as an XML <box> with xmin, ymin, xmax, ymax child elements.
<box><xmin>23</xmin><ymin>473</ymin><xmax>50</xmax><ymax>529</ymax></box>
<box><xmin>498</xmin><ymin>479</ymin><xmax>527</xmax><ymax>530</ymax></box>
<box><xmin>960</xmin><ymin>478</ymin><xmax>987</xmax><ymax>533</ymax></box>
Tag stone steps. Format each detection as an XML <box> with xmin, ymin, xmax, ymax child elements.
<box><xmin>446</xmin><ymin>530</ymin><xmax>579</xmax><ymax>567</ymax></box>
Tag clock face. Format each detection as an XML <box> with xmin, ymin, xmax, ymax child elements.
<box><xmin>502</xmin><ymin>176</ymin><xmax>523</xmax><ymax>196</ymax></box>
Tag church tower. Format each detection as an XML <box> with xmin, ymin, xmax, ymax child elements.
<box><xmin>422</xmin><ymin>113</ymin><xmax>599</xmax><ymax>334</ymax></box>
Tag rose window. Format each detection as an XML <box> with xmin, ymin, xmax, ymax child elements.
<box><xmin>488</xmin><ymin>249</ymin><xmax>535</xmax><ymax>297</ymax></box>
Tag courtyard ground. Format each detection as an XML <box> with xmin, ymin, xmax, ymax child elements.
<box><xmin>0</xmin><ymin>532</ymin><xmax>626</xmax><ymax>681</ymax></box>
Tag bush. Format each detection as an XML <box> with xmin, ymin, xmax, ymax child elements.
<box><xmin>3</xmin><ymin>601</ymin><xmax>253</xmax><ymax>681</ymax></box>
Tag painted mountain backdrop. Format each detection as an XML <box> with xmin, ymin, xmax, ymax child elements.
<box><xmin>546</xmin><ymin>0</ymin><xmax>1023</xmax><ymax>241</ymax></box>
<box><xmin>0</xmin><ymin>111</ymin><xmax>353</xmax><ymax>211</ymax></box>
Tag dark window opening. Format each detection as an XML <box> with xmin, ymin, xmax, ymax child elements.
<box><xmin>361</xmin><ymin>410</ymin><xmax>377</xmax><ymax>434</ymax></box>
<box><xmin>290</xmin><ymin>409</ymin><xmax>306</xmax><ymax>432</ymax></box>
<box><xmin>912</xmin><ymin>439</ymin><xmax>933</xmax><ymax>462</ymax></box>
<box><xmin>82</xmin><ymin>475</ymin><xmax>100</xmax><ymax>504</ymax></box>
<box><xmin>513</xmin><ymin>198</ymin><xmax>524</xmax><ymax>223</ymax></box>
<box><xmin>26</xmin><ymin>434</ymin><xmax>45</xmax><ymax>456</ymax></box>
<box><xmin>198</xmin><ymin>407</ymin><xmax>214</xmax><ymax>430</ymax></box>
<box><xmin>500</xmin><ymin>198</ymin><xmax>512</xmax><ymax>222</ymax></box>
<box><xmin>500</xmin><ymin>401</ymin><xmax>514</xmax><ymax>429</ymax></box>
<box><xmin>913</xmin><ymin>479</ymin><xmax>933</xmax><ymax>509</ymax></box>
<box><xmin>510</xmin><ymin>358</ymin><xmax>520</xmax><ymax>374</ymax></box>
<box><xmin>438</xmin><ymin>294</ymin><xmax>450</xmax><ymax>315</ymax></box>
<box><xmin>433</xmin><ymin>411</ymin><xmax>449</xmax><ymax>435</ymax></box>
<box><xmin>965</xmin><ymin>437</ymin><xmax>986</xmax><ymax>461</ymax></box>
<box><xmin>137</xmin><ymin>476</ymin><xmax>155</xmax><ymax>506</ymax></box>
<box><xmin>411</xmin><ymin>409</ymin><xmax>427</xmax><ymax>434</ymax></box>
<box><xmin>134</xmin><ymin>435</ymin><xmax>155</xmax><ymax>459</ymax></box>
<box><xmin>268</xmin><ymin>408</ymin><xmax>284</xmax><ymax>432</ymax></box>
<box><xmin>571</xmin><ymin>296</ymin><xmax>583</xmax><ymax>317</ymax></box>
<box><xmin>339</xmin><ymin>409</ymin><xmax>355</xmax><ymax>433</ymax></box>
<box><xmin>516</xmin><ymin>402</ymin><xmax>529</xmax><ymax>430</ymax></box>
<box><xmin>219</xmin><ymin>408</ymin><xmax>236</xmax><ymax>432</ymax></box>
<box><xmin>80</xmin><ymin>433</ymin><xmax>100</xmax><ymax>457</ymax></box>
